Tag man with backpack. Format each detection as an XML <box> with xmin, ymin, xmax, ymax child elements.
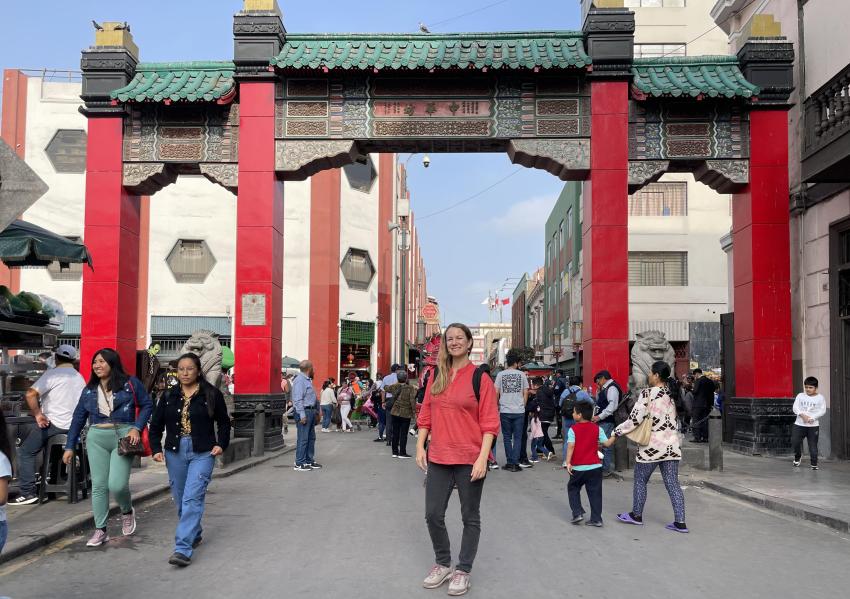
<box><xmin>560</xmin><ymin>376</ymin><xmax>592</xmax><ymax>466</ymax></box>
<box><xmin>592</xmin><ymin>370</ymin><xmax>622</xmax><ymax>477</ymax></box>
<box><xmin>494</xmin><ymin>350</ymin><xmax>529</xmax><ymax>472</ymax></box>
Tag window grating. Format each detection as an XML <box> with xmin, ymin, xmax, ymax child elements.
<box><xmin>340</xmin><ymin>248</ymin><xmax>375</xmax><ymax>290</ymax></box>
<box><xmin>166</xmin><ymin>239</ymin><xmax>217</xmax><ymax>284</ymax></box>
<box><xmin>340</xmin><ymin>319</ymin><xmax>375</xmax><ymax>345</ymax></box>
<box><xmin>629</xmin><ymin>252</ymin><xmax>688</xmax><ymax>286</ymax></box>
<box><xmin>629</xmin><ymin>182</ymin><xmax>687</xmax><ymax>216</ymax></box>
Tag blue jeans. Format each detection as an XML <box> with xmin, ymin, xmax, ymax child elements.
<box><xmin>320</xmin><ymin>405</ymin><xmax>333</xmax><ymax>429</ymax></box>
<box><xmin>499</xmin><ymin>413</ymin><xmax>524</xmax><ymax>465</ymax></box>
<box><xmin>295</xmin><ymin>410</ymin><xmax>317</xmax><ymax>466</ymax></box>
<box><xmin>0</xmin><ymin>520</ymin><xmax>7</xmax><ymax>553</ymax></box>
<box><xmin>165</xmin><ymin>436</ymin><xmax>215</xmax><ymax>558</ymax></box>
<box><xmin>600</xmin><ymin>422</ymin><xmax>615</xmax><ymax>472</ymax></box>
<box><xmin>17</xmin><ymin>423</ymin><xmax>68</xmax><ymax>496</ymax></box>
<box><xmin>530</xmin><ymin>437</ymin><xmax>544</xmax><ymax>458</ymax></box>
<box><xmin>376</xmin><ymin>405</ymin><xmax>386</xmax><ymax>438</ymax></box>
<box><xmin>562</xmin><ymin>418</ymin><xmax>575</xmax><ymax>462</ymax></box>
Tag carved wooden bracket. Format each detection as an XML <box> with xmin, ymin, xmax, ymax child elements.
<box><xmin>693</xmin><ymin>160</ymin><xmax>749</xmax><ymax>193</ymax></box>
<box><xmin>628</xmin><ymin>160</ymin><xmax>669</xmax><ymax>193</ymax></box>
<box><xmin>507</xmin><ymin>139</ymin><xmax>590</xmax><ymax>180</ymax></box>
<box><xmin>122</xmin><ymin>162</ymin><xmax>178</xmax><ymax>195</ymax></box>
<box><xmin>200</xmin><ymin>163</ymin><xmax>238</xmax><ymax>194</ymax></box>
<box><xmin>274</xmin><ymin>140</ymin><xmax>360</xmax><ymax>181</ymax></box>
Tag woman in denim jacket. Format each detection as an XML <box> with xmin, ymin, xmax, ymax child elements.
<box><xmin>63</xmin><ymin>348</ymin><xmax>152</xmax><ymax>547</ymax></box>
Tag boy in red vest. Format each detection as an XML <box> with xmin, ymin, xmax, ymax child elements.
<box><xmin>565</xmin><ymin>401</ymin><xmax>608</xmax><ymax>527</ymax></box>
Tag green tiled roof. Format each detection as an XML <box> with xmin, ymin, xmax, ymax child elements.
<box><xmin>632</xmin><ymin>56</ymin><xmax>759</xmax><ymax>99</ymax></box>
<box><xmin>111</xmin><ymin>61</ymin><xmax>236</xmax><ymax>103</ymax></box>
<box><xmin>270</xmin><ymin>31</ymin><xmax>590</xmax><ymax>71</ymax></box>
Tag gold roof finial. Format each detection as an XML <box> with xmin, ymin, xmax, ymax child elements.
<box><xmin>92</xmin><ymin>21</ymin><xmax>139</xmax><ymax>59</ymax></box>
<box><xmin>594</xmin><ymin>0</ymin><xmax>625</xmax><ymax>8</ymax></box>
<box><xmin>243</xmin><ymin>0</ymin><xmax>282</xmax><ymax>14</ymax></box>
<box><xmin>746</xmin><ymin>14</ymin><xmax>782</xmax><ymax>39</ymax></box>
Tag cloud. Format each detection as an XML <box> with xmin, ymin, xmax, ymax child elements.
<box><xmin>484</xmin><ymin>195</ymin><xmax>557</xmax><ymax>236</ymax></box>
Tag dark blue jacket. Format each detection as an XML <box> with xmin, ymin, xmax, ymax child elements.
<box><xmin>65</xmin><ymin>377</ymin><xmax>153</xmax><ymax>450</ymax></box>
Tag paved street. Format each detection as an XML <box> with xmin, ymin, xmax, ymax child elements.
<box><xmin>1</xmin><ymin>431</ymin><xmax>848</xmax><ymax>599</ymax></box>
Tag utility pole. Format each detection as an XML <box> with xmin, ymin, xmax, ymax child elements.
<box><xmin>398</xmin><ymin>224</ymin><xmax>409</xmax><ymax>366</ymax></box>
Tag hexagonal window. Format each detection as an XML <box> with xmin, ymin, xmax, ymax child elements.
<box><xmin>45</xmin><ymin>129</ymin><xmax>87</xmax><ymax>173</ymax></box>
<box><xmin>47</xmin><ymin>236</ymin><xmax>84</xmax><ymax>281</ymax></box>
<box><xmin>343</xmin><ymin>156</ymin><xmax>376</xmax><ymax>193</ymax></box>
<box><xmin>166</xmin><ymin>239</ymin><xmax>217</xmax><ymax>284</ymax></box>
<box><xmin>340</xmin><ymin>248</ymin><xmax>375</xmax><ymax>291</ymax></box>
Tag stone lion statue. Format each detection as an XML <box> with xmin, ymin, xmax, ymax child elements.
<box><xmin>631</xmin><ymin>330</ymin><xmax>675</xmax><ymax>390</ymax></box>
<box><xmin>180</xmin><ymin>329</ymin><xmax>233</xmax><ymax>415</ymax></box>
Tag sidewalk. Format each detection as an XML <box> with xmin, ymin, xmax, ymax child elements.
<box><xmin>683</xmin><ymin>451</ymin><xmax>850</xmax><ymax>533</ymax></box>
<box><xmin>1</xmin><ymin>430</ymin><xmax>296</xmax><ymax>564</ymax></box>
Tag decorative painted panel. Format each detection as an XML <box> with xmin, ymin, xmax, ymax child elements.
<box><xmin>628</xmin><ymin>101</ymin><xmax>749</xmax><ymax>161</ymax></box>
<box><xmin>275</xmin><ymin>74</ymin><xmax>590</xmax><ymax>143</ymax></box>
<box><xmin>123</xmin><ymin>103</ymin><xmax>239</xmax><ymax>164</ymax></box>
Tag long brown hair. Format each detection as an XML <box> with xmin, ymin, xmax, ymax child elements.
<box><xmin>430</xmin><ymin>323</ymin><xmax>473</xmax><ymax>396</ymax></box>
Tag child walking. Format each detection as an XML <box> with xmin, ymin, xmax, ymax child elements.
<box><xmin>565</xmin><ymin>401</ymin><xmax>608</xmax><ymax>527</ymax></box>
<box><xmin>792</xmin><ymin>376</ymin><xmax>826</xmax><ymax>470</ymax></box>
<box><xmin>529</xmin><ymin>410</ymin><xmax>544</xmax><ymax>463</ymax></box>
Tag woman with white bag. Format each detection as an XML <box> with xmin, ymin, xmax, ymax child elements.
<box><xmin>602</xmin><ymin>360</ymin><xmax>688</xmax><ymax>533</ymax></box>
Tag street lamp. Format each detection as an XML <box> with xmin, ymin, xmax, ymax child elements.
<box><xmin>416</xmin><ymin>317</ymin><xmax>426</xmax><ymax>345</ymax></box>
<box><xmin>551</xmin><ymin>332</ymin><xmax>563</xmax><ymax>365</ymax></box>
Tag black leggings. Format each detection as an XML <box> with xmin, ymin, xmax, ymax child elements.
<box><xmin>425</xmin><ymin>463</ymin><xmax>485</xmax><ymax>573</ymax></box>
<box><xmin>391</xmin><ymin>416</ymin><xmax>411</xmax><ymax>455</ymax></box>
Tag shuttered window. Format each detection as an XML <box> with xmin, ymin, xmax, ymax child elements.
<box><xmin>340</xmin><ymin>248</ymin><xmax>375</xmax><ymax>290</ymax></box>
<box><xmin>628</xmin><ymin>252</ymin><xmax>688</xmax><ymax>286</ymax></box>
<box><xmin>629</xmin><ymin>182</ymin><xmax>687</xmax><ymax>216</ymax></box>
<box><xmin>166</xmin><ymin>239</ymin><xmax>217</xmax><ymax>284</ymax></box>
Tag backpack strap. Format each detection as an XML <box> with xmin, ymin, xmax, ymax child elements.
<box><xmin>472</xmin><ymin>365</ymin><xmax>486</xmax><ymax>402</ymax></box>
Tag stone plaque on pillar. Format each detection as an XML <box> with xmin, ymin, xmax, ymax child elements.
<box><xmin>241</xmin><ymin>293</ymin><xmax>267</xmax><ymax>326</ymax></box>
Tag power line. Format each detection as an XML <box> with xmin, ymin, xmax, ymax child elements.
<box><xmin>428</xmin><ymin>0</ymin><xmax>513</xmax><ymax>29</ymax></box>
<box><xmin>415</xmin><ymin>168</ymin><xmax>524</xmax><ymax>221</ymax></box>
<box><xmin>661</xmin><ymin>0</ymin><xmax>764</xmax><ymax>58</ymax></box>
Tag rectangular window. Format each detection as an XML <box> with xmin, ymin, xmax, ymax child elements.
<box><xmin>559</xmin><ymin>221</ymin><xmax>565</xmax><ymax>249</ymax></box>
<box><xmin>625</xmin><ymin>0</ymin><xmax>685</xmax><ymax>7</ymax></box>
<box><xmin>633</xmin><ymin>43</ymin><xmax>687</xmax><ymax>58</ymax></box>
<box><xmin>628</xmin><ymin>251</ymin><xmax>688</xmax><ymax>286</ymax></box>
<box><xmin>566</xmin><ymin>207</ymin><xmax>573</xmax><ymax>240</ymax></box>
<box><xmin>629</xmin><ymin>182</ymin><xmax>687</xmax><ymax>216</ymax></box>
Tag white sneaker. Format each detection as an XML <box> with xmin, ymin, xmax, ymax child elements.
<box><xmin>447</xmin><ymin>570</ymin><xmax>471</xmax><ymax>596</ymax></box>
<box><xmin>793</xmin><ymin>459</ymin><xmax>801</xmax><ymax>467</ymax></box>
<box><xmin>422</xmin><ymin>564</ymin><xmax>453</xmax><ymax>589</ymax></box>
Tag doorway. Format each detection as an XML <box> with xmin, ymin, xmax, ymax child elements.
<box><xmin>829</xmin><ymin>220</ymin><xmax>850</xmax><ymax>458</ymax></box>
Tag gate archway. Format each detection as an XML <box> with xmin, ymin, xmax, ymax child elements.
<box><xmin>78</xmin><ymin>1</ymin><xmax>795</xmax><ymax>452</ymax></box>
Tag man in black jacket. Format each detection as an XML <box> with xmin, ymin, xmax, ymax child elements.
<box><xmin>691</xmin><ymin>369</ymin><xmax>715</xmax><ymax>443</ymax></box>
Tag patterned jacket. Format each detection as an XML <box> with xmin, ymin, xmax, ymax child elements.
<box><xmin>612</xmin><ymin>385</ymin><xmax>681</xmax><ymax>463</ymax></box>
<box><xmin>387</xmin><ymin>383</ymin><xmax>417</xmax><ymax>419</ymax></box>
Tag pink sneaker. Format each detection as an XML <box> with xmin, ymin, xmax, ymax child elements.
<box><xmin>422</xmin><ymin>564</ymin><xmax>452</xmax><ymax>589</ymax></box>
<box><xmin>447</xmin><ymin>570</ymin><xmax>471</xmax><ymax>596</ymax></box>
<box><xmin>86</xmin><ymin>529</ymin><xmax>110</xmax><ymax>547</ymax></box>
<box><xmin>121</xmin><ymin>508</ymin><xmax>137</xmax><ymax>536</ymax></box>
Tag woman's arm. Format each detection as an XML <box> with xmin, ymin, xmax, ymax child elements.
<box><xmin>148</xmin><ymin>392</ymin><xmax>167</xmax><ymax>455</ymax></box>
<box><xmin>415</xmin><ymin>426</ymin><xmax>430</xmax><ymax>472</ymax></box>
<box><xmin>64</xmin><ymin>391</ymin><xmax>90</xmax><ymax>450</ymax></box>
<box><xmin>611</xmin><ymin>391</ymin><xmax>650</xmax><ymax>438</ymax></box>
<box><xmin>471</xmin><ymin>433</ymin><xmax>495</xmax><ymax>481</ymax></box>
<box><xmin>0</xmin><ymin>476</ymin><xmax>8</xmax><ymax>506</ymax></box>
<box><xmin>213</xmin><ymin>388</ymin><xmax>231</xmax><ymax>451</ymax></box>
<box><xmin>130</xmin><ymin>377</ymin><xmax>154</xmax><ymax>431</ymax></box>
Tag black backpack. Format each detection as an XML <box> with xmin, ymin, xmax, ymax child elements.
<box><xmin>560</xmin><ymin>387</ymin><xmax>580</xmax><ymax>417</ymax></box>
<box><xmin>416</xmin><ymin>364</ymin><xmax>488</xmax><ymax>403</ymax></box>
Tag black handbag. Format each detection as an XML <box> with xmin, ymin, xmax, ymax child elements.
<box><xmin>105</xmin><ymin>383</ymin><xmax>146</xmax><ymax>457</ymax></box>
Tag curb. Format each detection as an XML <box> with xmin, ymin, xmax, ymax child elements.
<box><xmin>0</xmin><ymin>445</ymin><xmax>294</xmax><ymax>565</ymax></box>
<box><xmin>699</xmin><ymin>479</ymin><xmax>850</xmax><ymax>534</ymax></box>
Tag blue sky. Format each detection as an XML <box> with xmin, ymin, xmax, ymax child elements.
<box><xmin>1</xmin><ymin>0</ymin><xmax>581</xmax><ymax>326</ymax></box>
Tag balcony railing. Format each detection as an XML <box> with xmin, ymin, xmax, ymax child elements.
<box><xmin>803</xmin><ymin>62</ymin><xmax>850</xmax><ymax>179</ymax></box>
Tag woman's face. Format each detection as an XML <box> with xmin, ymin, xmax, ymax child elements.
<box><xmin>445</xmin><ymin>327</ymin><xmax>471</xmax><ymax>359</ymax></box>
<box><xmin>177</xmin><ymin>358</ymin><xmax>201</xmax><ymax>386</ymax></box>
<box><xmin>92</xmin><ymin>354</ymin><xmax>111</xmax><ymax>380</ymax></box>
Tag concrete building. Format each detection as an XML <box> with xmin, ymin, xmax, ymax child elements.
<box><xmin>711</xmin><ymin>0</ymin><xmax>850</xmax><ymax>459</ymax></box>
<box><xmin>511</xmin><ymin>268</ymin><xmax>543</xmax><ymax>350</ymax></box>
<box><xmin>0</xmin><ymin>69</ymin><xmax>432</xmax><ymax>385</ymax></box>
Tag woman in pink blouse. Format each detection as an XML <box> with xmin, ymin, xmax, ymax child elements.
<box><xmin>416</xmin><ymin>323</ymin><xmax>500</xmax><ymax>596</ymax></box>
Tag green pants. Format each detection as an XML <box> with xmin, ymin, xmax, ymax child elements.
<box><xmin>86</xmin><ymin>425</ymin><xmax>134</xmax><ymax>529</ymax></box>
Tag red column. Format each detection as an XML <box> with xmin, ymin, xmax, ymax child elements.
<box><xmin>80</xmin><ymin>116</ymin><xmax>140</xmax><ymax>376</ymax></box>
<box><xmin>377</xmin><ymin>154</ymin><xmax>394</xmax><ymax>373</ymax></box>
<box><xmin>136</xmin><ymin>195</ymin><xmax>151</xmax><ymax>350</ymax></box>
<box><xmin>581</xmin><ymin>80</ymin><xmax>630</xmax><ymax>386</ymax></box>
<box><xmin>308</xmin><ymin>168</ymin><xmax>341</xmax><ymax>384</ymax></box>
<box><xmin>732</xmin><ymin>109</ymin><xmax>792</xmax><ymax>398</ymax></box>
<box><xmin>234</xmin><ymin>81</ymin><xmax>283</xmax><ymax>395</ymax></box>
<box><xmin>0</xmin><ymin>69</ymin><xmax>27</xmax><ymax>292</ymax></box>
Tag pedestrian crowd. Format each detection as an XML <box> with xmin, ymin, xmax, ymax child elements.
<box><xmin>0</xmin><ymin>327</ymin><xmax>829</xmax><ymax>599</ymax></box>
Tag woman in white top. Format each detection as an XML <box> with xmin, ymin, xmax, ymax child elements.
<box><xmin>320</xmin><ymin>379</ymin><xmax>337</xmax><ymax>432</ymax></box>
<box><xmin>337</xmin><ymin>382</ymin><xmax>355</xmax><ymax>432</ymax></box>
